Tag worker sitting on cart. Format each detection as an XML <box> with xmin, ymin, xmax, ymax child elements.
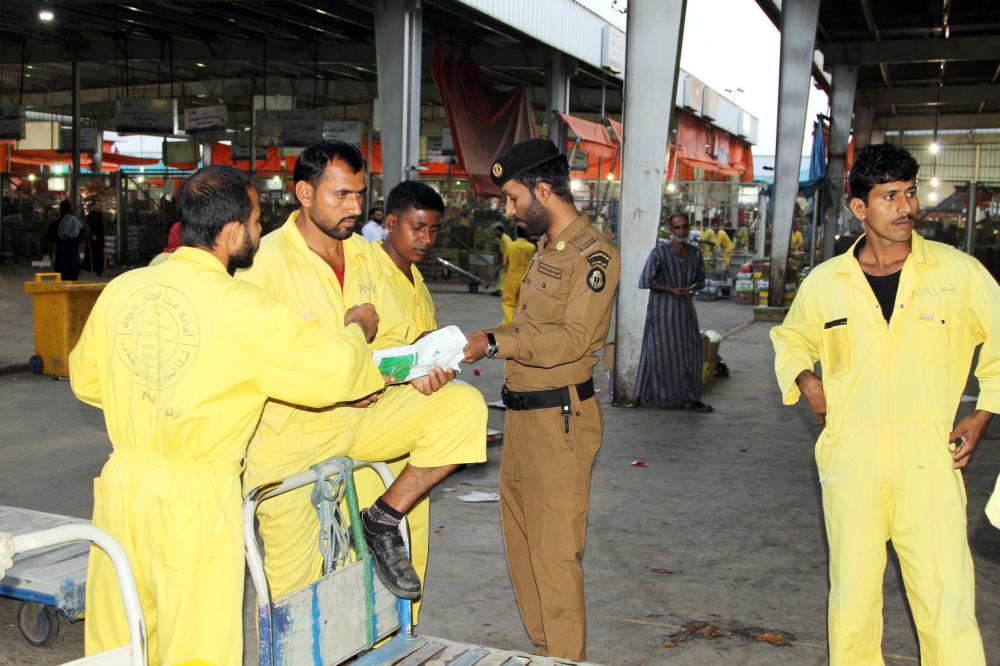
<box><xmin>69</xmin><ymin>165</ymin><xmax>384</xmax><ymax>666</ymax></box>
<box><xmin>501</xmin><ymin>224</ymin><xmax>536</xmax><ymax>323</ymax></box>
<box><xmin>238</xmin><ymin>141</ymin><xmax>487</xmax><ymax>609</ymax></box>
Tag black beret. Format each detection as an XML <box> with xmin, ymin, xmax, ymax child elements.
<box><xmin>490</xmin><ymin>138</ymin><xmax>568</xmax><ymax>187</ymax></box>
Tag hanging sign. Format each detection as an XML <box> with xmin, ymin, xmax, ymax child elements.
<box><xmin>163</xmin><ymin>139</ymin><xmax>199</xmax><ymax>164</ymax></box>
<box><xmin>0</xmin><ymin>107</ymin><xmax>25</xmax><ymax>140</ymax></box>
<box><xmin>256</xmin><ymin>110</ymin><xmax>323</xmax><ymax>148</ymax></box>
<box><xmin>58</xmin><ymin>126</ymin><xmax>101</xmax><ymax>154</ymax></box>
<box><xmin>115</xmin><ymin>98</ymin><xmax>177</xmax><ymax>135</ymax></box>
<box><xmin>184</xmin><ymin>105</ymin><xmax>228</xmax><ymax>134</ymax></box>
<box><xmin>322</xmin><ymin>120</ymin><xmax>362</xmax><ymax>146</ymax></box>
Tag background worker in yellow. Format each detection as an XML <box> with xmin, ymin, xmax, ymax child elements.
<box><xmin>771</xmin><ymin>143</ymin><xmax>999</xmax><ymax>666</ymax></box>
<box><xmin>68</xmin><ymin>165</ymin><xmax>384</xmax><ymax>666</ymax></box>
<box><xmin>465</xmin><ymin>139</ymin><xmax>620</xmax><ymax>661</ymax></box>
<box><xmin>494</xmin><ymin>221</ymin><xmax>512</xmax><ymax>294</ymax></box>
<box><xmin>501</xmin><ymin>224</ymin><xmax>536</xmax><ymax>323</ymax></box>
<box><xmin>711</xmin><ymin>217</ymin><xmax>735</xmax><ymax>269</ymax></box>
<box><xmin>698</xmin><ymin>220</ymin><xmax>715</xmax><ymax>266</ymax></box>
<box><xmin>368</xmin><ymin>178</ymin><xmax>460</xmax><ymax>612</ymax></box>
<box><xmin>238</xmin><ymin>140</ymin><xmax>486</xmax><ymax>606</ymax></box>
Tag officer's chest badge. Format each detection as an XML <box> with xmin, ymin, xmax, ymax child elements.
<box><xmin>587</xmin><ymin>267</ymin><xmax>606</xmax><ymax>292</ymax></box>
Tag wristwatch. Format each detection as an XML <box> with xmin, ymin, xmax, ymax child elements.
<box><xmin>485</xmin><ymin>332</ymin><xmax>499</xmax><ymax>359</ymax></box>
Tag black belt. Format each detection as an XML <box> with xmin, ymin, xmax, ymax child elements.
<box><xmin>501</xmin><ymin>379</ymin><xmax>595</xmax><ymax>433</ymax></box>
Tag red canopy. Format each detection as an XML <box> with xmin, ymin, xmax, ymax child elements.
<box><xmin>560</xmin><ymin>113</ymin><xmax>617</xmax><ymax>160</ymax></box>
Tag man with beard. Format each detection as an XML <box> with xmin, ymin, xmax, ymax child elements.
<box><xmin>635</xmin><ymin>213</ymin><xmax>711</xmax><ymax>412</ymax></box>
<box><xmin>464</xmin><ymin>138</ymin><xmax>620</xmax><ymax>661</ymax></box>
<box><xmin>68</xmin><ymin>165</ymin><xmax>384</xmax><ymax>665</ymax></box>
<box><xmin>772</xmin><ymin>143</ymin><xmax>1000</xmax><ymax>665</ymax></box>
<box><xmin>238</xmin><ymin>141</ymin><xmax>486</xmax><ymax>607</ymax></box>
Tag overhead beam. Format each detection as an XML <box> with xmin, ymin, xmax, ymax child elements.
<box><xmin>0</xmin><ymin>37</ymin><xmax>558</xmax><ymax>72</ymax></box>
<box><xmin>855</xmin><ymin>84</ymin><xmax>1000</xmax><ymax>107</ymax></box>
<box><xmin>4</xmin><ymin>76</ymin><xmax>624</xmax><ymax>115</ymax></box>
<box><xmin>875</xmin><ymin>112</ymin><xmax>1000</xmax><ymax>132</ymax></box>
<box><xmin>821</xmin><ymin>36</ymin><xmax>1000</xmax><ymax>66</ymax></box>
<box><xmin>752</xmin><ymin>0</ymin><xmax>830</xmax><ymax>94</ymax></box>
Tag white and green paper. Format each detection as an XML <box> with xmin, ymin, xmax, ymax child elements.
<box><xmin>373</xmin><ymin>325</ymin><xmax>467</xmax><ymax>384</ymax></box>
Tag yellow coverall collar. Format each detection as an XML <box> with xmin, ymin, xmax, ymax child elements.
<box><xmin>279</xmin><ymin>209</ymin><xmax>368</xmax><ymax>270</ymax></box>
<box><xmin>168</xmin><ymin>245</ymin><xmax>232</xmax><ymax>274</ymax></box>
<box><xmin>835</xmin><ymin>232</ymin><xmax>938</xmax><ymax>277</ymax></box>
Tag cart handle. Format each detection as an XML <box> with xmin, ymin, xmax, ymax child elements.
<box><xmin>8</xmin><ymin>525</ymin><xmax>147</xmax><ymax>666</ymax></box>
<box><xmin>242</xmin><ymin>460</ymin><xmax>407</xmax><ymax>611</ymax></box>
<box><xmin>34</xmin><ymin>273</ymin><xmax>62</xmax><ymax>283</ymax></box>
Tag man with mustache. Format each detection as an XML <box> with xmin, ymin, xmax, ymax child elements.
<box><xmin>238</xmin><ymin>141</ymin><xmax>486</xmax><ymax>607</ymax></box>
<box><xmin>464</xmin><ymin>138</ymin><xmax>620</xmax><ymax>661</ymax></box>
<box><xmin>69</xmin><ymin>165</ymin><xmax>384</xmax><ymax>665</ymax></box>
<box><xmin>772</xmin><ymin>142</ymin><xmax>1000</xmax><ymax>665</ymax></box>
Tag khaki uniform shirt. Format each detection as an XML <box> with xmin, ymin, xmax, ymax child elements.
<box><xmin>489</xmin><ymin>214</ymin><xmax>620</xmax><ymax>392</ymax></box>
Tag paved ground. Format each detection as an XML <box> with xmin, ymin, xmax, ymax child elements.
<box><xmin>0</xmin><ymin>266</ymin><xmax>998</xmax><ymax>665</ymax></box>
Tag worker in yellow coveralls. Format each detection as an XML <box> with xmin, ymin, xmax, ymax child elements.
<box><xmin>238</xmin><ymin>141</ymin><xmax>487</xmax><ymax>611</ymax></box>
<box><xmin>698</xmin><ymin>220</ymin><xmax>715</xmax><ymax>267</ymax></box>
<box><xmin>366</xmin><ymin>179</ymin><xmax>457</xmax><ymax>608</ymax></box>
<box><xmin>494</xmin><ymin>221</ymin><xmax>512</xmax><ymax>294</ymax></box>
<box><xmin>69</xmin><ymin>165</ymin><xmax>384</xmax><ymax>666</ymax></box>
<box><xmin>711</xmin><ymin>217</ymin><xmax>735</xmax><ymax>269</ymax></box>
<box><xmin>501</xmin><ymin>224</ymin><xmax>537</xmax><ymax>323</ymax></box>
<box><xmin>771</xmin><ymin>143</ymin><xmax>998</xmax><ymax>666</ymax></box>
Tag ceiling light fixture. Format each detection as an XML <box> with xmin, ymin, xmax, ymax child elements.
<box><xmin>38</xmin><ymin>9</ymin><xmax>54</xmax><ymax>21</ymax></box>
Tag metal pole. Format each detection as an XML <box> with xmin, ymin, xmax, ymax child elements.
<box><xmin>757</xmin><ymin>192</ymin><xmax>767</xmax><ymax>258</ymax></box>
<box><xmin>72</xmin><ymin>56</ymin><xmax>81</xmax><ymax>217</ymax></box>
<box><xmin>613</xmin><ymin>0</ymin><xmax>687</xmax><ymax>404</ymax></box>
<box><xmin>965</xmin><ymin>180</ymin><xmax>977</xmax><ymax>255</ymax></box>
<box><xmin>822</xmin><ymin>64</ymin><xmax>858</xmax><ymax>261</ymax></box>
<box><xmin>249</xmin><ymin>83</ymin><xmax>257</xmax><ymax>182</ymax></box>
<box><xmin>767</xmin><ymin>0</ymin><xmax>820</xmax><ymax>307</ymax></box>
<box><xmin>810</xmin><ymin>188</ymin><xmax>820</xmax><ymax>268</ymax></box>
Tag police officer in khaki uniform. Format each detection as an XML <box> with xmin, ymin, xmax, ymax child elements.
<box><xmin>465</xmin><ymin>139</ymin><xmax>620</xmax><ymax>660</ymax></box>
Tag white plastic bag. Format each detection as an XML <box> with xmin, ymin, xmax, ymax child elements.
<box><xmin>373</xmin><ymin>325</ymin><xmax>467</xmax><ymax>384</ymax></box>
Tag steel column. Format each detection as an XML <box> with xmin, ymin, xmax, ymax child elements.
<box><xmin>853</xmin><ymin>104</ymin><xmax>874</xmax><ymax>149</ymax></box>
<box><xmin>547</xmin><ymin>51</ymin><xmax>571</xmax><ymax>149</ymax></box>
<box><xmin>374</xmin><ymin>0</ymin><xmax>422</xmax><ymax>195</ymax></box>
<box><xmin>822</xmin><ymin>64</ymin><xmax>858</xmax><ymax>261</ymax></box>
<box><xmin>72</xmin><ymin>56</ymin><xmax>81</xmax><ymax>216</ymax></box>
<box><xmin>965</xmin><ymin>180</ymin><xmax>977</xmax><ymax>255</ymax></box>
<box><xmin>768</xmin><ymin>0</ymin><xmax>820</xmax><ymax>306</ymax></box>
<box><xmin>613</xmin><ymin>0</ymin><xmax>686</xmax><ymax>404</ymax></box>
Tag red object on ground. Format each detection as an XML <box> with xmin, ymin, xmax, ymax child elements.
<box><xmin>474</xmin><ymin>367</ymin><xmax>482</xmax><ymax>376</ymax></box>
<box><xmin>630</xmin><ymin>460</ymin><xmax>648</xmax><ymax>468</ymax></box>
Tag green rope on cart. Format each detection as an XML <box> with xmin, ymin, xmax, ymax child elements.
<box><xmin>310</xmin><ymin>457</ymin><xmax>376</xmax><ymax>650</ymax></box>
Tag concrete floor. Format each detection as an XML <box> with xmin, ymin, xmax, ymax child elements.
<box><xmin>0</xmin><ymin>268</ymin><xmax>998</xmax><ymax>665</ymax></box>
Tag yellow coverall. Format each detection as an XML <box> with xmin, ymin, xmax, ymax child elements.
<box><xmin>714</xmin><ymin>228</ymin><xmax>735</xmax><ymax>269</ymax></box>
<box><xmin>790</xmin><ymin>229</ymin><xmax>805</xmax><ymax>253</ymax></box>
<box><xmin>771</xmin><ymin>233</ymin><xmax>999</xmax><ymax>666</ymax></box>
<box><xmin>698</xmin><ymin>227</ymin><xmax>715</xmax><ymax>264</ymax></box>
<box><xmin>497</xmin><ymin>231</ymin><xmax>512</xmax><ymax>293</ymax></box>
<box><xmin>501</xmin><ymin>237</ymin><xmax>537</xmax><ymax>324</ymax></box>
<box><xmin>69</xmin><ymin>247</ymin><xmax>384</xmax><ymax>666</ymax></box>
<box><xmin>238</xmin><ymin>213</ymin><xmax>487</xmax><ymax>621</ymax></box>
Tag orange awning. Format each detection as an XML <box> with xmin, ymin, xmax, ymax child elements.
<box><xmin>559</xmin><ymin>113</ymin><xmax>617</xmax><ymax>160</ymax></box>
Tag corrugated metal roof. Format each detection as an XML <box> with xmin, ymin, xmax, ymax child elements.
<box><xmin>454</xmin><ymin>0</ymin><xmax>625</xmax><ymax>80</ymax></box>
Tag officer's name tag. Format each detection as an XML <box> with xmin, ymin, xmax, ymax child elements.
<box><xmin>537</xmin><ymin>262</ymin><xmax>562</xmax><ymax>278</ymax></box>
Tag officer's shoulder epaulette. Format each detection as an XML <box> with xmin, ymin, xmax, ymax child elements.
<box><xmin>569</xmin><ymin>230</ymin><xmax>615</xmax><ymax>271</ymax></box>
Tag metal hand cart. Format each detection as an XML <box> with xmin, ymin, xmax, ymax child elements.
<box><xmin>0</xmin><ymin>507</ymin><xmax>147</xmax><ymax>665</ymax></box>
<box><xmin>435</xmin><ymin>257</ymin><xmax>500</xmax><ymax>294</ymax></box>
<box><xmin>244</xmin><ymin>458</ymin><xmax>596</xmax><ymax>665</ymax></box>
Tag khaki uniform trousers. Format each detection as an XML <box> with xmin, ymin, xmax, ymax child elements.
<box><xmin>499</xmin><ymin>388</ymin><xmax>602</xmax><ymax>661</ymax></box>
<box><xmin>243</xmin><ymin>381</ymin><xmax>487</xmax><ymax>622</ymax></box>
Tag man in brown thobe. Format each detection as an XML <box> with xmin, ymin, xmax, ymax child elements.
<box><xmin>465</xmin><ymin>139</ymin><xmax>620</xmax><ymax>661</ymax></box>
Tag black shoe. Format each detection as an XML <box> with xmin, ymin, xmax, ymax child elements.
<box><xmin>686</xmin><ymin>400</ymin><xmax>714</xmax><ymax>413</ymax></box>
<box><xmin>361</xmin><ymin>511</ymin><xmax>422</xmax><ymax>600</ymax></box>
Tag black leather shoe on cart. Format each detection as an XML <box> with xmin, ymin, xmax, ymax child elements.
<box><xmin>361</xmin><ymin>512</ymin><xmax>422</xmax><ymax>600</ymax></box>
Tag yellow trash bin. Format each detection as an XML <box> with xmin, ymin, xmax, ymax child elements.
<box><xmin>23</xmin><ymin>273</ymin><xmax>105</xmax><ymax>377</ymax></box>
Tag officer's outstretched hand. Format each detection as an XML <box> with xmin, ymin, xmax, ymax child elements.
<box><xmin>795</xmin><ymin>370</ymin><xmax>827</xmax><ymax>427</ymax></box>
<box><xmin>410</xmin><ymin>365</ymin><xmax>456</xmax><ymax>395</ymax></box>
<box><xmin>464</xmin><ymin>331</ymin><xmax>488</xmax><ymax>363</ymax></box>
<box><xmin>949</xmin><ymin>410</ymin><xmax>993</xmax><ymax>470</ymax></box>
<box><xmin>345</xmin><ymin>303</ymin><xmax>379</xmax><ymax>343</ymax></box>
